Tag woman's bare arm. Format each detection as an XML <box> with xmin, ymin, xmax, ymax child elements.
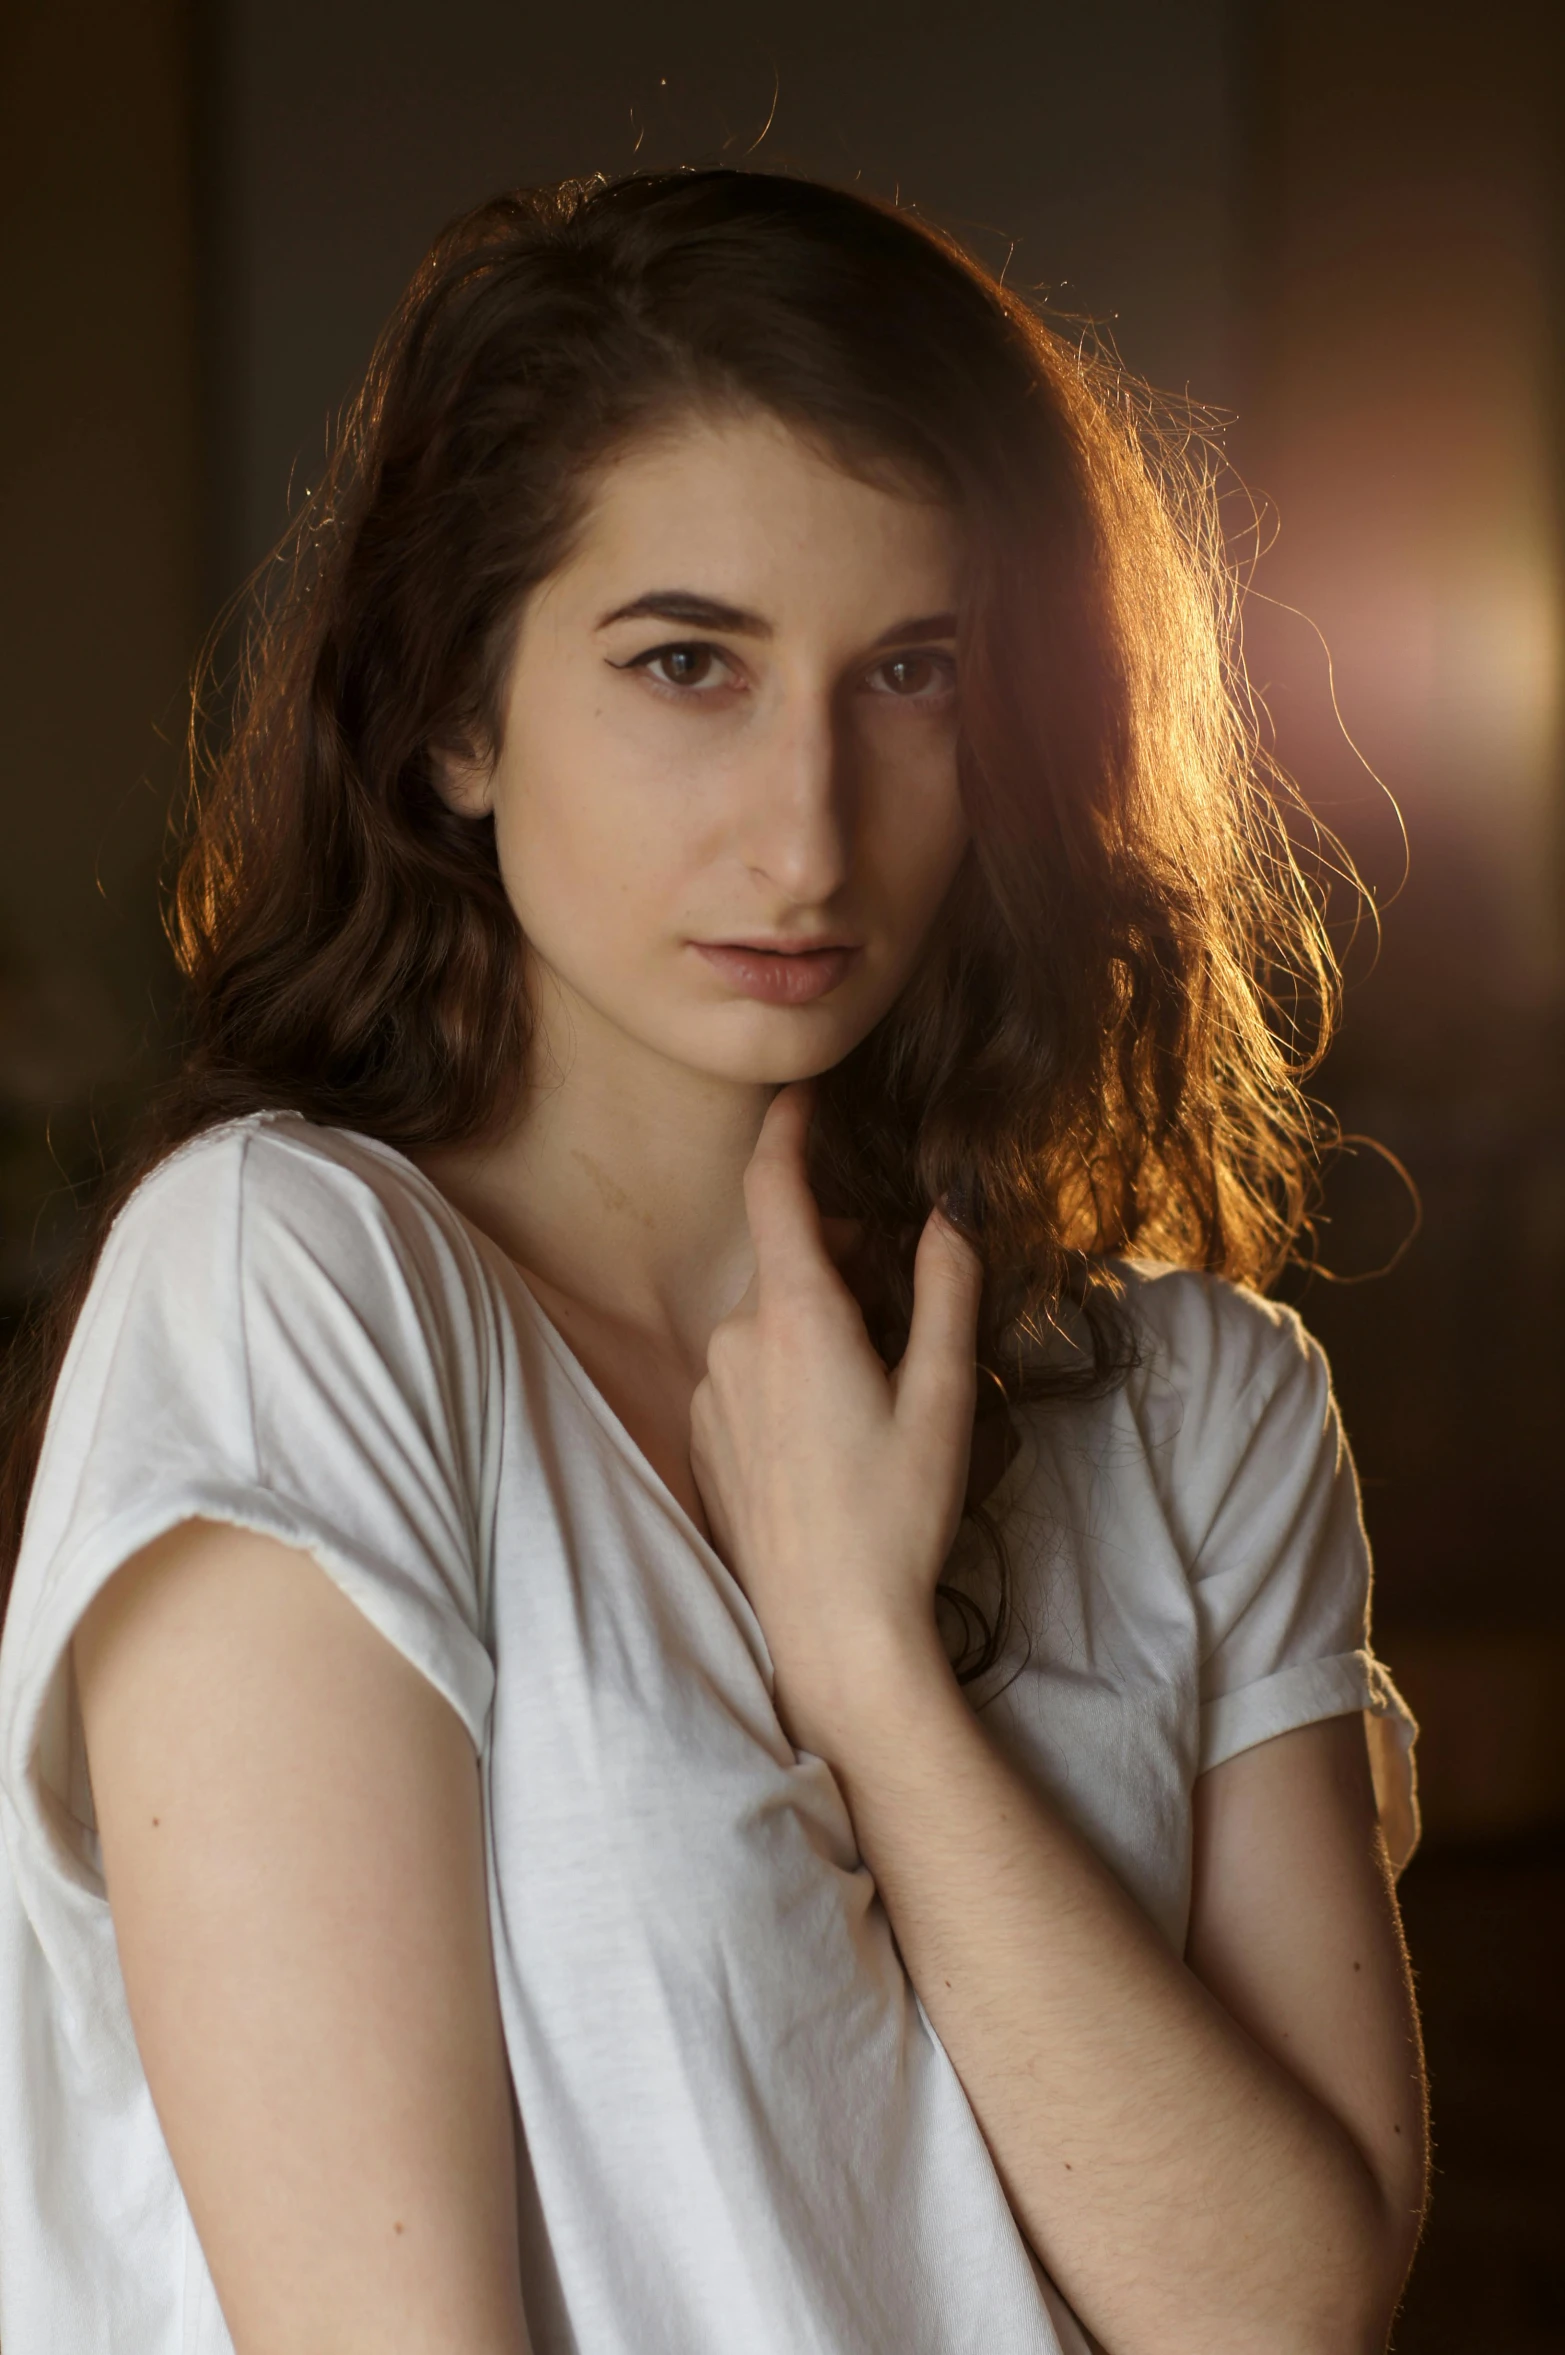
<box><xmin>822</xmin><ymin>1666</ymin><xmax>1426</xmax><ymax>2355</ymax></box>
<box><xmin>691</xmin><ymin>1084</ymin><xmax>1427</xmax><ymax>2355</ymax></box>
<box><xmin>1187</xmin><ymin>1712</ymin><xmax>1428</xmax><ymax>2297</ymax></box>
<box><xmin>75</xmin><ymin>1519</ymin><xmax>530</xmax><ymax>2355</ymax></box>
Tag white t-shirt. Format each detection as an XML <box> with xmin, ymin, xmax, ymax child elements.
<box><xmin>0</xmin><ymin>1113</ymin><xmax>1416</xmax><ymax>2355</ymax></box>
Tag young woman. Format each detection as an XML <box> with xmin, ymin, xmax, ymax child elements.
<box><xmin>0</xmin><ymin>169</ymin><xmax>1425</xmax><ymax>2354</ymax></box>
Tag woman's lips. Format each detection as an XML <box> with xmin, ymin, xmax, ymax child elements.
<box><xmin>693</xmin><ymin>941</ymin><xmax>859</xmax><ymax>1005</ymax></box>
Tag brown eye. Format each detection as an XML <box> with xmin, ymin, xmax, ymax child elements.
<box><xmin>632</xmin><ymin>642</ymin><xmax>731</xmax><ymax>690</ymax></box>
<box><xmin>870</xmin><ymin>651</ymin><xmax>955</xmax><ymax>700</ymax></box>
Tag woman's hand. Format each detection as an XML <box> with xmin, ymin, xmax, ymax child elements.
<box><xmin>689</xmin><ymin>1082</ymin><xmax>982</xmax><ymax>1755</ymax></box>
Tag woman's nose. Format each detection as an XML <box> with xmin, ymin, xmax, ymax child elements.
<box><xmin>737</xmin><ymin>692</ymin><xmax>851</xmax><ymax>907</ymax></box>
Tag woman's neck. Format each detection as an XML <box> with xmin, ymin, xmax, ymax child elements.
<box><xmin>418</xmin><ymin>983</ymin><xmax>772</xmax><ymax>1376</ymax></box>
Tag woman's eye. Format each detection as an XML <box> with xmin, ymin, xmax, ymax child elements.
<box><xmin>626</xmin><ymin>642</ymin><xmax>733</xmax><ymax>692</ymax></box>
<box><xmin>868</xmin><ymin>652</ymin><xmax>956</xmax><ymax>702</ymax></box>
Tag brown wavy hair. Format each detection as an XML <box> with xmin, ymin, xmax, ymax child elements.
<box><xmin>0</xmin><ymin>168</ymin><xmax>1340</xmax><ymax>1660</ymax></box>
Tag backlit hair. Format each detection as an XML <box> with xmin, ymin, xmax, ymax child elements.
<box><xmin>2</xmin><ymin>170</ymin><xmax>1343</xmax><ymax>1667</ymax></box>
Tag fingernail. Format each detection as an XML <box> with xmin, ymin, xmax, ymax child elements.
<box><xmin>941</xmin><ymin>1174</ymin><xmax>986</xmax><ymax>1237</ymax></box>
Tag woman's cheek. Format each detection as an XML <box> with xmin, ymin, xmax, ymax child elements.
<box><xmin>870</xmin><ymin>800</ymin><xmax>967</xmax><ymax>962</ymax></box>
<box><xmin>509</xmin><ymin>825</ymin><xmax>680</xmax><ymax>1004</ymax></box>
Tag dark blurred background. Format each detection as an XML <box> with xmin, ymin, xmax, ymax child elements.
<box><xmin>2</xmin><ymin>0</ymin><xmax>1561</xmax><ymax>2339</ymax></box>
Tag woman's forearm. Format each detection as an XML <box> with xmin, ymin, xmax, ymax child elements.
<box><xmin>690</xmin><ymin>1110</ymin><xmax>1420</xmax><ymax>2347</ymax></box>
<box><xmin>818</xmin><ymin>1624</ymin><xmax>1403</xmax><ymax>2355</ymax></box>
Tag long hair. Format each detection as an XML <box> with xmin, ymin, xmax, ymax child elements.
<box><xmin>0</xmin><ymin>169</ymin><xmax>1341</xmax><ymax>1663</ymax></box>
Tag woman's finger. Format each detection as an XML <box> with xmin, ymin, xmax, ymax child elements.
<box><xmin>741</xmin><ymin>1083</ymin><xmax>837</xmax><ymax>1296</ymax></box>
<box><xmin>894</xmin><ymin>1208</ymin><xmax>983</xmax><ymax>1440</ymax></box>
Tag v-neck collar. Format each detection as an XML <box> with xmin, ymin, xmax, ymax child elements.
<box><xmin>314</xmin><ymin>1115</ymin><xmax>1037</xmax><ymax>1584</ymax></box>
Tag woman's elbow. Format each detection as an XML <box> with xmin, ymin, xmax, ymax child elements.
<box><xmin>1307</xmin><ymin>2187</ymin><xmax>1426</xmax><ymax>2355</ymax></box>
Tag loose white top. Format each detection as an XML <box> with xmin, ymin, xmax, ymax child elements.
<box><xmin>0</xmin><ymin>1114</ymin><xmax>1416</xmax><ymax>2354</ymax></box>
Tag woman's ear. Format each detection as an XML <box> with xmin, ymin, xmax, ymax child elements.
<box><xmin>429</xmin><ymin>740</ymin><xmax>495</xmax><ymax>819</ymax></box>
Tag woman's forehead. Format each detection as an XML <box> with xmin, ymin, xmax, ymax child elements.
<box><xmin>540</xmin><ymin>410</ymin><xmax>962</xmax><ymax>633</ymax></box>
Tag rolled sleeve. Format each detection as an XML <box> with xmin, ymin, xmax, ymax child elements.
<box><xmin>0</xmin><ymin>1119</ymin><xmax>496</xmax><ymax>1933</ymax></box>
<box><xmin>1185</xmin><ymin>1301</ymin><xmax>1419</xmax><ymax>1868</ymax></box>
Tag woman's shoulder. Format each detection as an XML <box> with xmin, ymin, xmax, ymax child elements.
<box><xmin>1113</xmin><ymin>1258</ymin><xmax>1324</xmax><ymax>1408</ymax></box>
<box><xmin>1095</xmin><ymin>1261</ymin><xmax>1349</xmax><ymax>1566</ymax></box>
<box><xmin>124</xmin><ymin>1107</ymin><xmax>442</xmax><ymax>1213</ymax></box>
<box><xmin>1015</xmin><ymin>1258</ymin><xmax>1325</xmax><ymax>1425</ymax></box>
<box><xmin>1000</xmin><ymin>1259</ymin><xmax>1338</xmax><ymax>1538</ymax></box>
<box><xmin>114</xmin><ymin>1111</ymin><xmax>473</xmax><ymax>1270</ymax></box>
<box><xmin>96</xmin><ymin>1111</ymin><xmax>500</xmax><ymax>1380</ymax></box>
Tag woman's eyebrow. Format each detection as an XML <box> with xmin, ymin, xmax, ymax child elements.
<box><xmin>868</xmin><ymin>611</ymin><xmax>956</xmax><ymax>648</ymax></box>
<box><xmin>596</xmin><ymin>592</ymin><xmax>957</xmax><ymax>647</ymax></box>
<box><xmin>597</xmin><ymin>591</ymin><xmax>772</xmax><ymax>635</ymax></box>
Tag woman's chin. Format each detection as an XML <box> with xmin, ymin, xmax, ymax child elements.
<box><xmin>646</xmin><ymin>1006</ymin><xmax>870</xmax><ymax>1091</ymax></box>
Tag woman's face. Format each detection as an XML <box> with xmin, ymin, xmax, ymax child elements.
<box><xmin>453</xmin><ymin>408</ymin><xmax>970</xmax><ymax>1090</ymax></box>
